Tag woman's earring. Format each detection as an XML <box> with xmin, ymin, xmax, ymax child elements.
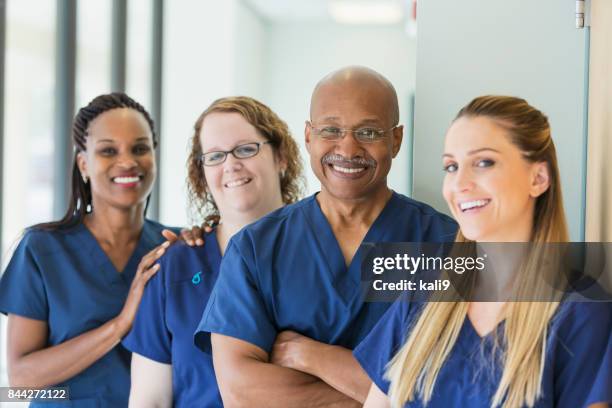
<box><xmin>82</xmin><ymin>174</ymin><xmax>88</xmax><ymax>183</ymax></box>
<box><xmin>280</xmin><ymin>169</ymin><xmax>286</xmax><ymax>179</ymax></box>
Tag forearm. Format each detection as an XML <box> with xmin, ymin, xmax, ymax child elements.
<box><xmin>9</xmin><ymin>317</ymin><xmax>126</xmax><ymax>387</ymax></box>
<box><xmin>129</xmin><ymin>354</ymin><xmax>173</xmax><ymax>408</ymax></box>
<box><xmin>301</xmin><ymin>344</ymin><xmax>371</xmax><ymax>403</ymax></box>
<box><xmin>217</xmin><ymin>356</ymin><xmax>359</xmax><ymax>408</ymax></box>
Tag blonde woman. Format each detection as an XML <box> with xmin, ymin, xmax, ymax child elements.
<box><xmin>354</xmin><ymin>96</ymin><xmax>611</xmax><ymax>407</ymax></box>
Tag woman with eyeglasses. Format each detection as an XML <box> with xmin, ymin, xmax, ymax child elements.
<box><xmin>354</xmin><ymin>96</ymin><xmax>611</xmax><ymax>407</ymax></box>
<box><xmin>123</xmin><ymin>96</ymin><xmax>304</xmax><ymax>407</ymax></box>
<box><xmin>0</xmin><ymin>93</ymin><xmax>186</xmax><ymax>407</ymax></box>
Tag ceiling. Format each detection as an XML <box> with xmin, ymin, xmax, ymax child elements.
<box><xmin>244</xmin><ymin>0</ymin><xmax>332</xmax><ymax>22</ymax></box>
<box><xmin>244</xmin><ymin>0</ymin><xmax>411</xmax><ymax>24</ymax></box>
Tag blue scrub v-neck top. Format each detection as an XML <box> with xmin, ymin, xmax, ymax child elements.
<box><xmin>195</xmin><ymin>192</ymin><xmax>457</xmax><ymax>354</ymax></box>
<box><xmin>0</xmin><ymin>219</ymin><xmax>170</xmax><ymax>407</ymax></box>
<box><xmin>122</xmin><ymin>231</ymin><xmax>223</xmax><ymax>407</ymax></box>
<box><xmin>354</xmin><ymin>298</ymin><xmax>612</xmax><ymax>407</ymax></box>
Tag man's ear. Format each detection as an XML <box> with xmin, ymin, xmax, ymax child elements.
<box><xmin>530</xmin><ymin>161</ymin><xmax>551</xmax><ymax>198</ymax></box>
<box><xmin>391</xmin><ymin>125</ymin><xmax>403</xmax><ymax>158</ymax></box>
<box><xmin>305</xmin><ymin>121</ymin><xmax>312</xmax><ymax>154</ymax></box>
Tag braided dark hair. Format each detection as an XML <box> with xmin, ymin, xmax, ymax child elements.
<box><xmin>35</xmin><ymin>92</ymin><xmax>156</xmax><ymax>230</ymax></box>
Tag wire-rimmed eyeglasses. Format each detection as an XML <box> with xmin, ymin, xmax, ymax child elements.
<box><xmin>307</xmin><ymin>121</ymin><xmax>398</xmax><ymax>143</ymax></box>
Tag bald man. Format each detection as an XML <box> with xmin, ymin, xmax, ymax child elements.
<box><xmin>195</xmin><ymin>66</ymin><xmax>457</xmax><ymax>406</ymax></box>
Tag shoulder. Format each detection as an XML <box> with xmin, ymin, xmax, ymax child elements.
<box><xmin>392</xmin><ymin>192</ymin><xmax>456</xmax><ymax>225</ymax></box>
<box><xmin>157</xmin><ymin>233</ymin><xmax>218</xmax><ymax>282</ymax></box>
<box><xmin>253</xmin><ymin>195</ymin><xmax>313</xmax><ymax>226</ymax></box>
<box><xmin>389</xmin><ymin>192</ymin><xmax>457</xmax><ymax>240</ymax></box>
<box><xmin>231</xmin><ymin>196</ymin><xmax>315</xmax><ymax>243</ymax></box>
<box><xmin>143</xmin><ymin>218</ymin><xmax>178</xmax><ymax>235</ymax></box>
<box><xmin>161</xmin><ymin>240</ymin><xmax>207</xmax><ymax>266</ymax></box>
<box><xmin>17</xmin><ymin>224</ymin><xmax>83</xmax><ymax>256</ymax></box>
<box><xmin>547</xmin><ymin>301</ymin><xmax>612</xmax><ymax>357</ymax></box>
<box><xmin>140</xmin><ymin>218</ymin><xmax>180</xmax><ymax>250</ymax></box>
<box><xmin>386</xmin><ymin>295</ymin><xmax>426</xmax><ymax>334</ymax></box>
<box><xmin>551</xmin><ymin>301</ymin><xmax>612</xmax><ymax>334</ymax></box>
<box><xmin>358</xmin><ymin>295</ymin><xmax>424</xmax><ymax>354</ymax></box>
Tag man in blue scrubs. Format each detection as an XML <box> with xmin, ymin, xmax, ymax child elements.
<box><xmin>195</xmin><ymin>66</ymin><xmax>457</xmax><ymax>406</ymax></box>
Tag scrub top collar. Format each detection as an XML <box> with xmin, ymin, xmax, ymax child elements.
<box><xmin>302</xmin><ymin>191</ymin><xmax>403</xmax><ymax>303</ymax></box>
<box><xmin>76</xmin><ymin>220</ymin><xmax>159</xmax><ymax>286</ymax></box>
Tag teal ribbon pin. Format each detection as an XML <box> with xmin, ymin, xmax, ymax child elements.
<box><xmin>192</xmin><ymin>271</ymin><xmax>202</xmax><ymax>285</ymax></box>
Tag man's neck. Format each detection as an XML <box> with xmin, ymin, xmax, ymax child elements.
<box><xmin>317</xmin><ymin>186</ymin><xmax>393</xmax><ymax>230</ymax></box>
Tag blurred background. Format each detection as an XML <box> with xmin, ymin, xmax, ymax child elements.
<box><xmin>0</xmin><ymin>0</ymin><xmax>419</xmax><ymax>393</ymax></box>
<box><xmin>0</xmin><ymin>0</ymin><xmax>610</xmax><ymax>400</ymax></box>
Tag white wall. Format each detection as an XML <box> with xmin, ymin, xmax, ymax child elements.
<box><xmin>232</xmin><ymin>3</ymin><xmax>266</xmax><ymax>101</ymax></box>
<box><xmin>585</xmin><ymin>0</ymin><xmax>612</xmax><ymax>241</ymax></box>
<box><xmin>413</xmin><ymin>0</ymin><xmax>588</xmax><ymax>240</ymax></box>
<box><xmin>160</xmin><ymin>3</ymin><xmax>417</xmax><ymax>226</ymax></box>
<box><xmin>159</xmin><ymin>0</ymin><xmax>266</xmax><ymax>227</ymax></box>
<box><xmin>262</xmin><ymin>22</ymin><xmax>417</xmax><ymax>195</ymax></box>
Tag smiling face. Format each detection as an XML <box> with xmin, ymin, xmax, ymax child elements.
<box><xmin>77</xmin><ymin>108</ymin><xmax>156</xmax><ymax>211</ymax></box>
<box><xmin>200</xmin><ymin>112</ymin><xmax>284</xmax><ymax>220</ymax></box>
<box><xmin>306</xmin><ymin>77</ymin><xmax>402</xmax><ymax>202</ymax></box>
<box><xmin>442</xmin><ymin>116</ymin><xmax>550</xmax><ymax>242</ymax></box>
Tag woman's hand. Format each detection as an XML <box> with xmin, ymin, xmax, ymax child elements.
<box><xmin>8</xmin><ymin>236</ymin><xmax>173</xmax><ymax>388</ymax></box>
<box><xmin>171</xmin><ymin>222</ymin><xmax>215</xmax><ymax>247</ymax></box>
<box><xmin>115</xmin><ymin>239</ymin><xmax>171</xmax><ymax>337</ymax></box>
<box><xmin>114</xmin><ymin>223</ymin><xmax>216</xmax><ymax>335</ymax></box>
<box><xmin>177</xmin><ymin>226</ymin><xmax>204</xmax><ymax>246</ymax></box>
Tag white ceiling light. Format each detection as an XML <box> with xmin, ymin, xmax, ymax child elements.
<box><xmin>328</xmin><ymin>0</ymin><xmax>404</xmax><ymax>25</ymax></box>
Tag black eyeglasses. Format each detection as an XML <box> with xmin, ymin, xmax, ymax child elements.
<box><xmin>200</xmin><ymin>141</ymin><xmax>273</xmax><ymax>167</ymax></box>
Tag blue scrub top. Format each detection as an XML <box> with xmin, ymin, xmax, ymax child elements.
<box><xmin>0</xmin><ymin>219</ymin><xmax>170</xmax><ymax>407</ymax></box>
<box><xmin>195</xmin><ymin>192</ymin><xmax>457</xmax><ymax>354</ymax></box>
<box><xmin>353</xmin><ymin>298</ymin><xmax>612</xmax><ymax>407</ymax></box>
<box><xmin>122</xmin><ymin>231</ymin><xmax>223</xmax><ymax>407</ymax></box>
<box><xmin>588</xmin><ymin>334</ymin><xmax>611</xmax><ymax>404</ymax></box>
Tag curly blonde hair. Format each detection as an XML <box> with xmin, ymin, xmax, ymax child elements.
<box><xmin>186</xmin><ymin>96</ymin><xmax>304</xmax><ymax>224</ymax></box>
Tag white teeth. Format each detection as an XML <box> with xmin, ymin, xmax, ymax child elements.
<box><xmin>460</xmin><ymin>199</ymin><xmax>490</xmax><ymax>211</ymax></box>
<box><xmin>225</xmin><ymin>178</ymin><xmax>251</xmax><ymax>188</ymax></box>
<box><xmin>332</xmin><ymin>165</ymin><xmax>365</xmax><ymax>174</ymax></box>
<box><xmin>114</xmin><ymin>176</ymin><xmax>140</xmax><ymax>184</ymax></box>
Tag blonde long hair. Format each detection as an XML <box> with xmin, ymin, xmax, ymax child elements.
<box><xmin>385</xmin><ymin>96</ymin><xmax>568</xmax><ymax>408</ymax></box>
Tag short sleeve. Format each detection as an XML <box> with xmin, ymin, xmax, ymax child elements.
<box><xmin>353</xmin><ymin>298</ymin><xmax>413</xmax><ymax>394</ymax></box>
<box><xmin>194</xmin><ymin>239</ymin><xmax>277</xmax><ymax>354</ymax></box>
<box><xmin>122</xmin><ymin>260</ymin><xmax>171</xmax><ymax>364</ymax></box>
<box><xmin>0</xmin><ymin>233</ymin><xmax>49</xmax><ymax>320</ymax></box>
<box><xmin>552</xmin><ymin>302</ymin><xmax>612</xmax><ymax>407</ymax></box>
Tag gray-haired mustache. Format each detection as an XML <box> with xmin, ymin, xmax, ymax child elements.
<box><xmin>321</xmin><ymin>154</ymin><xmax>376</xmax><ymax>167</ymax></box>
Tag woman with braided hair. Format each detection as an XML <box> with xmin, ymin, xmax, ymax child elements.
<box><xmin>0</xmin><ymin>92</ymin><xmax>178</xmax><ymax>406</ymax></box>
